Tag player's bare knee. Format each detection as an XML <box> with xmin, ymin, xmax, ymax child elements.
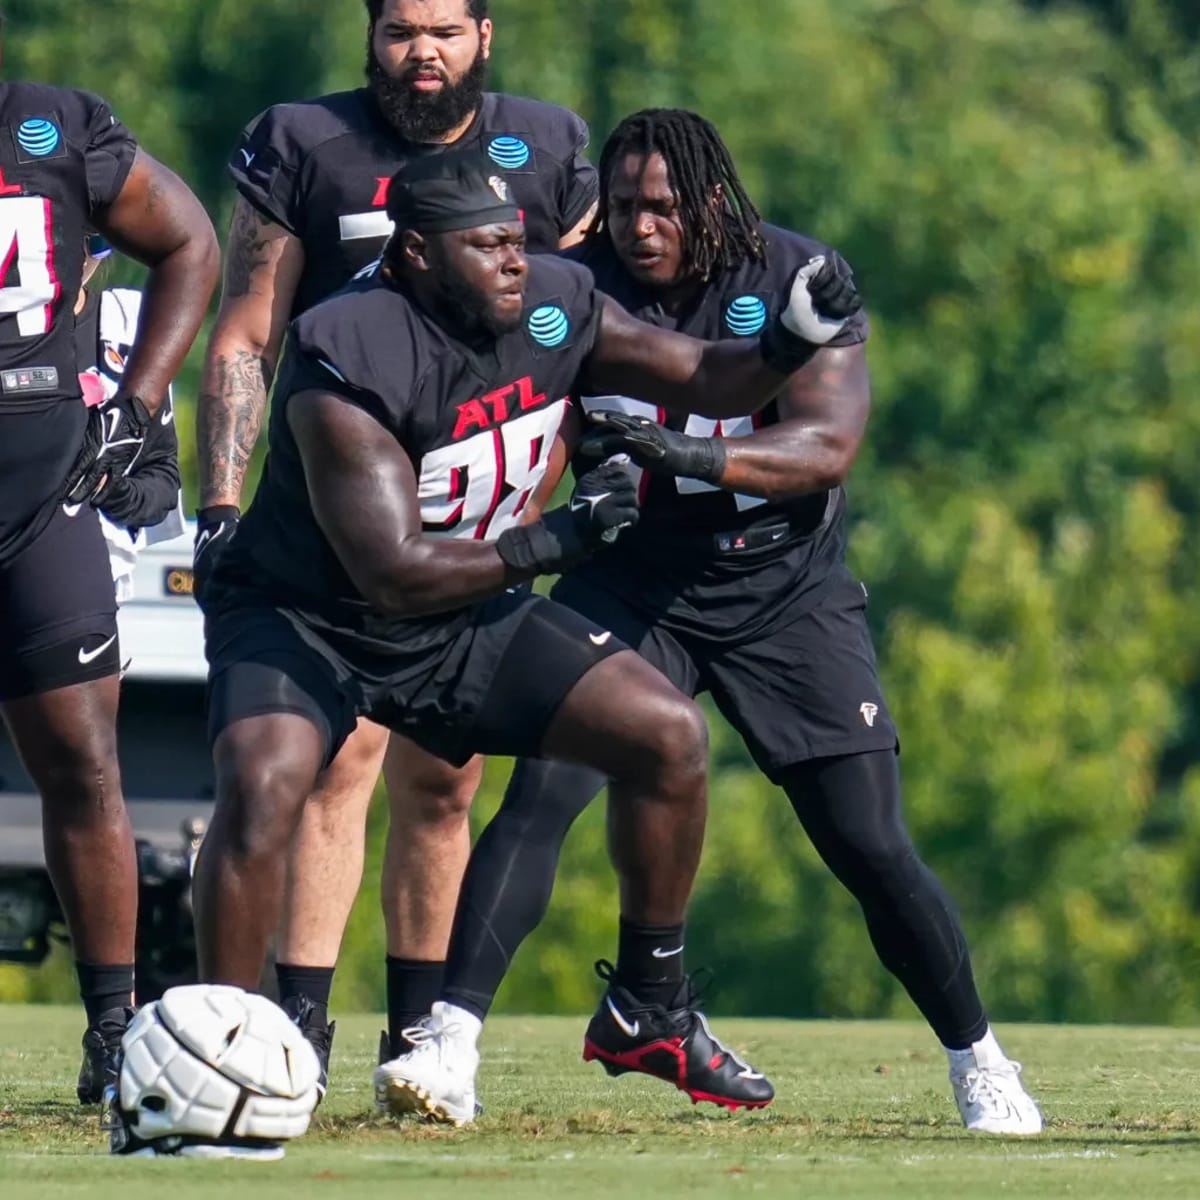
<box><xmin>214</xmin><ymin>756</ymin><xmax>308</xmax><ymax>864</ymax></box>
<box><xmin>640</xmin><ymin>694</ymin><xmax>709</xmax><ymax>795</ymax></box>
<box><xmin>36</xmin><ymin>743</ymin><xmax>122</xmax><ymax>813</ymax></box>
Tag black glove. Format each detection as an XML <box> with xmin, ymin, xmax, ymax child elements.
<box><xmin>579</xmin><ymin>410</ymin><xmax>727</xmax><ymax>483</ymax></box>
<box><xmin>496</xmin><ymin>461</ymin><xmax>640</xmax><ymax>574</ymax></box>
<box><xmin>64</xmin><ymin>392</ymin><xmax>152</xmax><ymax>508</ymax></box>
<box><xmin>760</xmin><ymin>252</ymin><xmax>863</xmax><ymax>373</ymax></box>
<box><xmin>192</xmin><ymin>505</ymin><xmax>241</xmax><ymax>601</ymax></box>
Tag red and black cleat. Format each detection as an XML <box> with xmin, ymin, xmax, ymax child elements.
<box><xmin>582</xmin><ymin>960</ymin><xmax>774</xmax><ymax>1111</ymax></box>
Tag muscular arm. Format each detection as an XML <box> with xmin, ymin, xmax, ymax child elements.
<box><xmin>585</xmin><ymin>295</ymin><xmax>789</xmax><ymax>420</ymax></box>
<box><xmin>288</xmin><ymin>390</ymin><xmax>532</xmax><ymax>616</ymax></box>
<box><xmin>196</xmin><ymin>199</ymin><xmax>306</xmax><ymax>508</ymax></box>
<box><xmin>716</xmin><ymin>344</ymin><xmax>870</xmax><ymax>502</ymax></box>
<box><xmin>92</xmin><ymin>149</ymin><xmax>219</xmax><ymax>417</ymax></box>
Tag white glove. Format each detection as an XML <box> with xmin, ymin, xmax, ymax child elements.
<box><xmin>781</xmin><ymin>254</ymin><xmax>862</xmax><ymax>346</ymax></box>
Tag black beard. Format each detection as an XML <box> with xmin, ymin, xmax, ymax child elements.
<box><xmin>367</xmin><ymin>42</ymin><xmax>487</xmax><ymax>143</ymax></box>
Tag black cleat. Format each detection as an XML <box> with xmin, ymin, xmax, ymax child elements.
<box><xmin>582</xmin><ymin>960</ymin><xmax>775</xmax><ymax>1111</ymax></box>
<box><xmin>78</xmin><ymin>1006</ymin><xmax>133</xmax><ymax>1106</ymax></box>
<box><xmin>283</xmin><ymin>996</ymin><xmax>335</xmax><ymax>1102</ymax></box>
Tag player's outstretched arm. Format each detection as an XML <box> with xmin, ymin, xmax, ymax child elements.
<box><xmin>583</xmin><ymin>344</ymin><xmax>871</xmax><ymax>503</ymax></box>
<box><xmin>196</xmin><ymin>199</ymin><xmax>306</xmax><ymax>510</ymax></box>
<box><xmin>288</xmin><ymin>391</ymin><xmax>637</xmax><ymax>617</ymax></box>
<box><xmin>93</xmin><ymin>149</ymin><xmax>220</xmax><ymax>416</ymax></box>
<box><xmin>584</xmin><ymin>294</ymin><xmax>787</xmax><ymax>420</ymax></box>
<box><xmin>585</xmin><ymin>254</ymin><xmax>862</xmax><ymax>420</ymax></box>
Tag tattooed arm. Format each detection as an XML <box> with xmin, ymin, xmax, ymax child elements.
<box><xmin>196</xmin><ymin>198</ymin><xmax>306</xmax><ymax>508</ymax></box>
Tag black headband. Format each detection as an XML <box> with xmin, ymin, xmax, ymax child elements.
<box><xmin>386</xmin><ymin>148</ymin><xmax>521</xmax><ymax>234</ymax></box>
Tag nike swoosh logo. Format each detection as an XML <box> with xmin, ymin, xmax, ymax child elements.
<box><xmin>161</xmin><ymin>406</ymin><xmax>174</xmax><ymax>426</ymax></box>
<box><xmin>104</xmin><ymin>407</ymin><xmax>122</xmax><ymax>441</ymax></box>
<box><xmin>62</xmin><ymin>502</ymin><xmax>83</xmax><ymax>517</ymax></box>
<box><xmin>650</xmin><ymin>946</ymin><xmax>683</xmax><ymax>959</ymax></box>
<box><xmin>241</xmin><ymin>149</ymin><xmax>255</xmax><ymax>167</ymax></box>
<box><xmin>589</xmin><ymin>631</ymin><xmax>612</xmax><ymax>647</ymax></box>
<box><xmin>78</xmin><ymin>634</ymin><xmax>117</xmax><ymax>665</ymax></box>
<box><xmin>605</xmin><ymin>996</ymin><xmax>639</xmax><ymax>1039</ymax></box>
<box><xmin>570</xmin><ymin>490</ymin><xmax>612</xmax><ymax>515</ymax></box>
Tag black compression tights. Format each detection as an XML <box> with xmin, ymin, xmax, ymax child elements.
<box><xmin>779</xmin><ymin>750</ymin><xmax>987</xmax><ymax>1049</ymax></box>
<box><xmin>441</xmin><ymin>747</ymin><xmax>987</xmax><ymax>1049</ymax></box>
<box><xmin>441</xmin><ymin>757</ymin><xmax>604</xmax><ymax>1020</ymax></box>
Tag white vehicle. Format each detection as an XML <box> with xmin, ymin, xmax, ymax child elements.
<box><xmin>0</xmin><ymin>525</ymin><xmax>211</xmax><ymax>999</ymax></box>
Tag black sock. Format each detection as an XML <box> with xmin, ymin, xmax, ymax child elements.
<box><xmin>76</xmin><ymin>961</ymin><xmax>134</xmax><ymax>1025</ymax></box>
<box><xmin>275</xmin><ymin>963</ymin><xmax>335</xmax><ymax>1023</ymax></box>
<box><xmin>387</xmin><ymin>957</ymin><xmax>444</xmax><ymax>1049</ymax></box>
<box><xmin>616</xmin><ymin>919</ymin><xmax>686</xmax><ymax>1007</ymax></box>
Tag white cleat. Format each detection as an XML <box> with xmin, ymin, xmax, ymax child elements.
<box><xmin>373</xmin><ymin>1002</ymin><xmax>479</xmax><ymax>1127</ymax></box>
<box><xmin>949</xmin><ymin>1032</ymin><xmax>1043</xmax><ymax>1135</ymax></box>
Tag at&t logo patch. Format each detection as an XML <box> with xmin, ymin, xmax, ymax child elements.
<box><xmin>16</xmin><ymin>118</ymin><xmax>62</xmax><ymax>158</ymax></box>
<box><xmin>527</xmin><ymin>304</ymin><xmax>570</xmax><ymax>349</ymax></box>
<box><xmin>488</xmin><ymin>136</ymin><xmax>531</xmax><ymax>170</ymax></box>
<box><xmin>724</xmin><ymin>295</ymin><xmax>768</xmax><ymax>336</ymax></box>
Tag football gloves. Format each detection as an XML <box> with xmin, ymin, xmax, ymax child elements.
<box><xmin>579</xmin><ymin>411</ymin><xmax>727</xmax><ymax>483</ymax></box>
<box><xmin>761</xmin><ymin>252</ymin><xmax>862</xmax><ymax>373</ymax></box>
<box><xmin>496</xmin><ymin>461</ymin><xmax>639</xmax><ymax>574</ymax></box>
<box><xmin>192</xmin><ymin>505</ymin><xmax>241</xmax><ymax>602</ymax></box>
<box><xmin>64</xmin><ymin>392</ymin><xmax>152</xmax><ymax>509</ymax></box>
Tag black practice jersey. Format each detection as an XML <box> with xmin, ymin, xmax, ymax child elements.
<box><xmin>0</xmin><ymin>83</ymin><xmax>137</xmax><ymax>559</ymax></box>
<box><xmin>572</xmin><ymin>225</ymin><xmax>869</xmax><ymax>643</ymax></box>
<box><xmin>230</xmin><ymin>90</ymin><xmax>598</xmax><ymax>317</ymax></box>
<box><xmin>222</xmin><ymin>255</ymin><xmax>601</xmax><ymax>673</ymax></box>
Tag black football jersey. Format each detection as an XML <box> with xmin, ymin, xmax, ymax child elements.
<box><xmin>223</xmin><ymin>255</ymin><xmax>600</xmax><ymax>671</ymax></box>
<box><xmin>572</xmin><ymin>225</ymin><xmax>869</xmax><ymax>642</ymax></box>
<box><xmin>230</xmin><ymin>90</ymin><xmax>598</xmax><ymax>317</ymax></box>
<box><xmin>0</xmin><ymin>83</ymin><xmax>137</xmax><ymax>558</ymax></box>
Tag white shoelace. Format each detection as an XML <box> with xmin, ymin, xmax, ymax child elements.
<box><xmin>964</xmin><ymin>1059</ymin><xmax>1023</xmax><ymax>1109</ymax></box>
<box><xmin>399</xmin><ymin>1018</ymin><xmax>462</xmax><ymax>1051</ymax></box>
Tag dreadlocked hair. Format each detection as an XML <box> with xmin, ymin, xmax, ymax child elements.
<box><xmin>593</xmin><ymin>108</ymin><xmax>765</xmax><ymax>281</ymax></box>
<box><xmin>364</xmin><ymin>0</ymin><xmax>487</xmax><ymax>21</ymax></box>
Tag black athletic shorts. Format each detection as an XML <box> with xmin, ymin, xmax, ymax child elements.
<box><xmin>205</xmin><ymin>588</ymin><xmax>626</xmax><ymax>768</ymax></box>
<box><xmin>0</xmin><ymin>502</ymin><xmax>120</xmax><ymax>700</ymax></box>
<box><xmin>551</xmin><ymin>568</ymin><xmax>898</xmax><ymax>782</ymax></box>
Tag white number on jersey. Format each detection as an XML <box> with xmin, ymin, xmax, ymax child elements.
<box><xmin>418</xmin><ymin>400</ymin><xmax>569</xmax><ymax>540</ymax></box>
<box><xmin>582</xmin><ymin>395</ymin><xmax>766</xmax><ymax>512</ymax></box>
<box><xmin>0</xmin><ymin>195</ymin><xmax>59</xmax><ymax>338</ymax></box>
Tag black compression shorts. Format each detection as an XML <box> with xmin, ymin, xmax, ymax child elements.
<box><xmin>204</xmin><ymin>588</ymin><xmax>626</xmax><ymax>768</ymax></box>
<box><xmin>0</xmin><ymin>502</ymin><xmax>119</xmax><ymax>700</ymax></box>
<box><xmin>551</xmin><ymin>569</ymin><xmax>898</xmax><ymax>781</ymax></box>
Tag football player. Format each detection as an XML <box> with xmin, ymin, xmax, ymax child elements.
<box><xmin>193</xmin><ymin>0</ymin><xmax>600</xmax><ymax>1080</ymax></box>
<box><xmin>379</xmin><ymin>110</ymin><xmax>1043</xmax><ymax>1135</ymax></box>
<box><xmin>192</xmin><ymin>147</ymin><xmax>856</xmax><ymax>1124</ymax></box>
<box><xmin>0</xmin><ymin>64</ymin><xmax>218</xmax><ymax>1102</ymax></box>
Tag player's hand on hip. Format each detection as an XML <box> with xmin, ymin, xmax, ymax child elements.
<box><xmin>192</xmin><ymin>506</ymin><xmax>241</xmax><ymax>603</ymax></box>
<box><xmin>580</xmin><ymin>410</ymin><xmax>725</xmax><ymax>484</ymax></box>
<box><xmin>64</xmin><ymin>391</ymin><xmax>152</xmax><ymax>507</ymax></box>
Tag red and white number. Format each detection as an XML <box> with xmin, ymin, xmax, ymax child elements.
<box><xmin>582</xmin><ymin>394</ymin><xmax>766</xmax><ymax>512</ymax></box>
<box><xmin>418</xmin><ymin>400</ymin><xmax>569</xmax><ymax>540</ymax></box>
<box><xmin>0</xmin><ymin>196</ymin><xmax>60</xmax><ymax>338</ymax></box>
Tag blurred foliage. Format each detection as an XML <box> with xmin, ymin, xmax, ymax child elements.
<box><xmin>4</xmin><ymin>0</ymin><xmax>1200</xmax><ymax>1024</ymax></box>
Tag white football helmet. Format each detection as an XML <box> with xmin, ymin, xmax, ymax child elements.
<box><xmin>108</xmin><ymin>984</ymin><xmax>321</xmax><ymax>1160</ymax></box>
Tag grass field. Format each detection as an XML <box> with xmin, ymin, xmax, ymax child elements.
<box><xmin>3</xmin><ymin>1006</ymin><xmax>1200</xmax><ymax>1199</ymax></box>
